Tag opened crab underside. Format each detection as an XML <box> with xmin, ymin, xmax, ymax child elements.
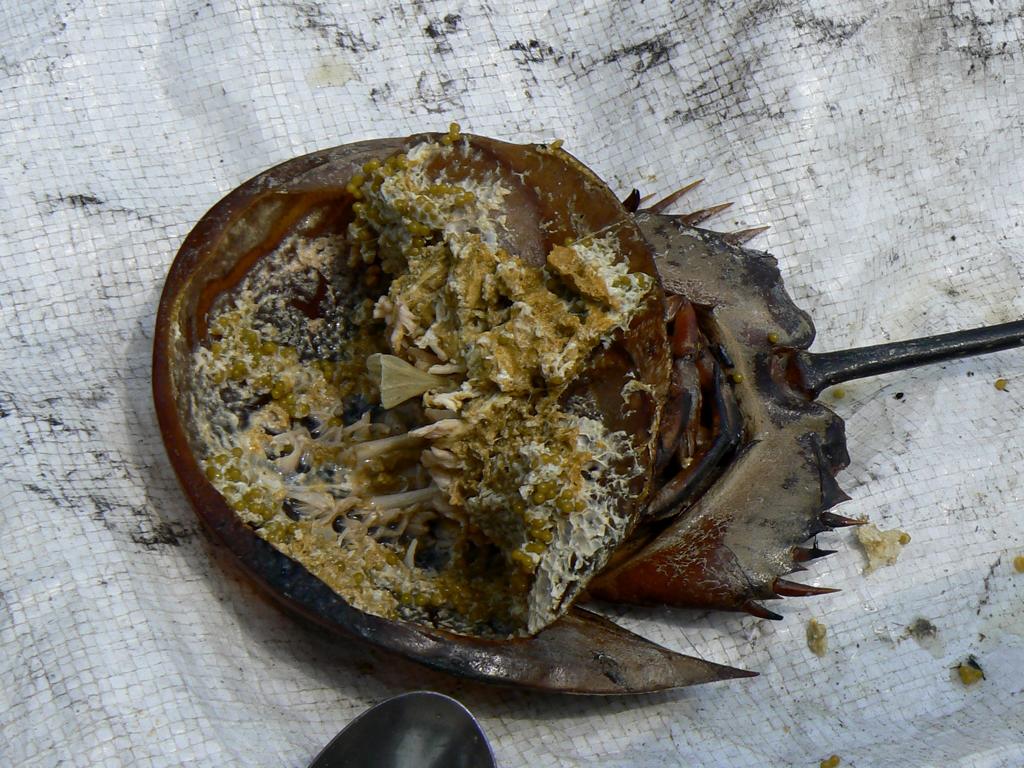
<box><xmin>153</xmin><ymin>133</ymin><xmax>1024</xmax><ymax>693</ymax></box>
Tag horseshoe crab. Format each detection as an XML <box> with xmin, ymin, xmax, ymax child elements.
<box><xmin>153</xmin><ymin>128</ymin><xmax>1024</xmax><ymax>694</ymax></box>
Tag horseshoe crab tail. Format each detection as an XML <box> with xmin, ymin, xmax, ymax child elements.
<box><xmin>791</xmin><ymin>319</ymin><xmax>1024</xmax><ymax>397</ymax></box>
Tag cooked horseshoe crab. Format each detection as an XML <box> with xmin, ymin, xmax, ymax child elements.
<box><xmin>153</xmin><ymin>128</ymin><xmax>1024</xmax><ymax>694</ymax></box>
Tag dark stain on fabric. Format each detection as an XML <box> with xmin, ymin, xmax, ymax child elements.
<box><xmin>508</xmin><ymin>39</ymin><xmax>566</xmax><ymax>65</ymax></box>
<box><xmin>370</xmin><ymin>82</ymin><xmax>393</xmax><ymax>105</ymax></box>
<box><xmin>23</xmin><ymin>482</ymin><xmax>65</xmax><ymax>508</ymax></box>
<box><xmin>63</xmin><ymin>193</ymin><xmax>105</xmax><ymax>208</ymax></box>
<box><xmin>23</xmin><ymin>398</ymin><xmax>97</xmax><ymax>437</ymax></box>
<box><xmin>131</xmin><ymin>521</ymin><xmax>192</xmax><ymax>550</ymax></box>
<box><xmin>72</xmin><ymin>387</ymin><xmax>112</xmax><ymax>408</ymax></box>
<box><xmin>89</xmin><ymin>494</ymin><xmax>116</xmax><ymax>523</ymax></box>
<box><xmin>734</xmin><ymin>0</ymin><xmax>789</xmax><ymax>33</ymax></box>
<box><xmin>424</xmin><ymin>13</ymin><xmax>461</xmax><ymax>54</ymax></box>
<box><xmin>293</xmin><ymin>1</ymin><xmax>380</xmax><ymax>53</ymax></box>
<box><xmin>415</xmin><ymin>72</ymin><xmax>462</xmax><ymax>114</ymax></box>
<box><xmin>906</xmin><ymin>617</ymin><xmax>938</xmax><ymax>642</ymax></box>
<box><xmin>41</xmin><ymin>412</ymin><xmax>97</xmax><ymax>437</ymax></box>
<box><xmin>975</xmin><ymin>555</ymin><xmax>1002</xmax><ymax>615</ymax></box>
<box><xmin>189</xmin><ymin>1</ymin><xmax>214</xmax><ymax>21</ymax></box>
<box><xmin>84</xmin><ymin>491</ymin><xmax>195</xmax><ymax>550</ymax></box>
<box><xmin>425</xmin><ymin>13</ymin><xmax>460</xmax><ymax>39</ymax></box>
<box><xmin>37</xmin><ymin>193</ymin><xmax>106</xmax><ymax>213</ymax></box>
<box><xmin>40</xmin><ymin>193</ymin><xmax>156</xmax><ymax>223</ymax></box>
<box><xmin>664</xmin><ymin>44</ymin><xmax>784</xmax><ymax>125</ymax></box>
<box><xmin>603</xmin><ymin>33</ymin><xmax>677</xmax><ymax>73</ymax></box>
<box><xmin>946</xmin><ymin>1</ymin><xmax>1022</xmax><ymax>71</ymax></box>
<box><xmin>793</xmin><ymin>11</ymin><xmax>868</xmax><ymax>45</ymax></box>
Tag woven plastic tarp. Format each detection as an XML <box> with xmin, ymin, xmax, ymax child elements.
<box><xmin>3</xmin><ymin>1</ymin><xmax>1023</xmax><ymax>765</ymax></box>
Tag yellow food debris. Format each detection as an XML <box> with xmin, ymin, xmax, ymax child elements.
<box><xmin>856</xmin><ymin>523</ymin><xmax>911</xmax><ymax>574</ymax></box>
<box><xmin>995</xmin><ymin>378</ymin><xmax>1009</xmax><ymax>391</ymax></box>
<box><xmin>831</xmin><ymin>387</ymin><xmax>846</xmax><ymax>400</ymax></box>
<box><xmin>766</xmin><ymin>331</ymin><xmax>780</xmax><ymax>344</ymax></box>
<box><xmin>955</xmin><ymin>656</ymin><xmax>985</xmax><ymax>686</ymax></box>
<box><xmin>546</xmin><ymin>244</ymin><xmax>616</xmax><ymax>307</ymax></box>
<box><xmin>820</xmin><ymin>755</ymin><xmax>841</xmax><ymax>768</ymax></box>
<box><xmin>807</xmin><ymin>618</ymin><xmax>828</xmax><ymax>657</ymax></box>
<box><xmin>440</xmin><ymin>122</ymin><xmax>462</xmax><ymax>145</ymax></box>
<box><xmin>1013</xmin><ymin>554</ymin><xmax>1024</xmax><ymax>573</ymax></box>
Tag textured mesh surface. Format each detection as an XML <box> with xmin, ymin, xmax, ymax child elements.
<box><xmin>3</xmin><ymin>2</ymin><xmax>1023</xmax><ymax>766</ymax></box>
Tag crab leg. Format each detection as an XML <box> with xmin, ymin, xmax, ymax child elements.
<box><xmin>655</xmin><ymin>362</ymin><xmax>693</xmax><ymax>473</ymax></box>
<box><xmin>650</xmin><ymin>295</ymin><xmax>749</xmax><ymax>519</ymax></box>
<box><xmin>673</xmin><ymin>364</ymin><xmax>700</xmax><ymax>465</ymax></box>
<box><xmin>647</xmin><ymin>357</ymin><xmax>741</xmax><ymax>519</ymax></box>
<box><xmin>655</xmin><ymin>299</ymin><xmax>702</xmax><ymax>472</ymax></box>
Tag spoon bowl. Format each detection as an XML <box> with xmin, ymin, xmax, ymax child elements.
<box><xmin>308</xmin><ymin>691</ymin><xmax>496</xmax><ymax>768</ymax></box>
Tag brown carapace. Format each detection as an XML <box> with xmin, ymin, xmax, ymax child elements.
<box><xmin>153</xmin><ymin>131</ymin><xmax>1024</xmax><ymax>694</ymax></box>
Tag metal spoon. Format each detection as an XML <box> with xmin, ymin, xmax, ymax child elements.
<box><xmin>308</xmin><ymin>691</ymin><xmax>496</xmax><ymax>768</ymax></box>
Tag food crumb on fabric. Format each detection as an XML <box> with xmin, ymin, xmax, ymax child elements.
<box><xmin>994</xmin><ymin>378</ymin><xmax>1008</xmax><ymax>391</ymax></box>
<box><xmin>807</xmin><ymin>618</ymin><xmax>828</xmax><ymax>657</ymax></box>
<box><xmin>856</xmin><ymin>523</ymin><xmax>911</xmax><ymax>574</ymax></box>
<box><xmin>820</xmin><ymin>754</ymin><xmax>841</xmax><ymax>768</ymax></box>
<box><xmin>1012</xmin><ymin>554</ymin><xmax>1024</xmax><ymax>573</ymax></box>
<box><xmin>955</xmin><ymin>656</ymin><xmax>985</xmax><ymax>686</ymax></box>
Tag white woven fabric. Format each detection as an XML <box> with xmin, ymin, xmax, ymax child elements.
<box><xmin>3</xmin><ymin>1</ymin><xmax>1023</xmax><ymax>766</ymax></box>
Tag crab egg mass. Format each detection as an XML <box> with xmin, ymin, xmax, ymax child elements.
<box><xmin>187</xmin><ymin>133</ymin><xmax>661</xmax><ymax>637</ymax></box>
